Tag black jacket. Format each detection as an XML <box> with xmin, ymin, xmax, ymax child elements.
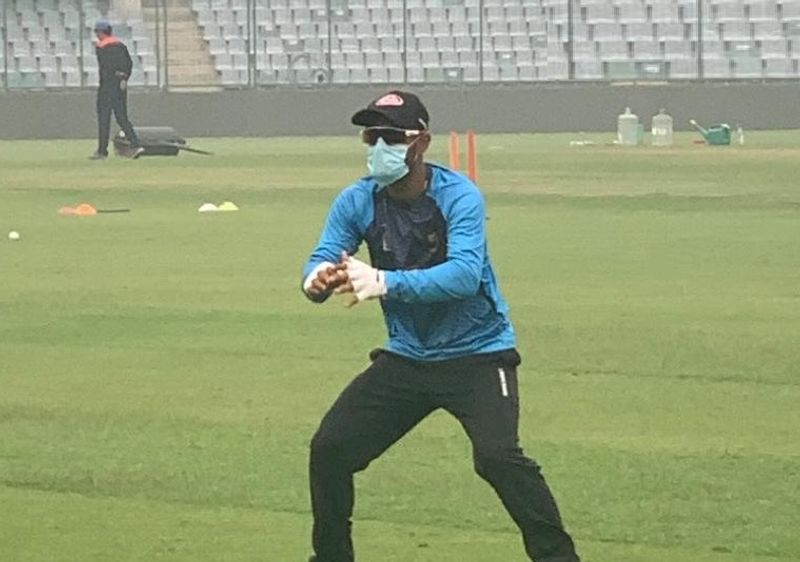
<box><xmin>96</xmin><ymin>36</ymin><xmax>133</xmax><ymax>90</ymax></box>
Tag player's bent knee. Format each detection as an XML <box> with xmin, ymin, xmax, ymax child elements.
<box><xmin>310</xmin><ymin>430</ymin><xmax>360</xmax><ymax>469</ymax></box>
<box><xmin>473</xmin><ymin>446</ymin><xmax>540</xmax><ymax>480</ymax></box>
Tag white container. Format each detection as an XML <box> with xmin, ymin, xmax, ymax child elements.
<box><xmin>651</xmin><ymin>109</ymin><xmax>674</xmax><ymax>147</ymax></box>
<box><xmin>617</xmin><ymin>107</ymin><xmax>640</xmax><ymax>146</ymax></box>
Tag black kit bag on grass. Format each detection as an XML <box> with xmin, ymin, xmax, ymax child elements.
<box><xmin>113</xmin><ymin>127</ymin><xmax>211</xmax><ymax>157</ymax></box>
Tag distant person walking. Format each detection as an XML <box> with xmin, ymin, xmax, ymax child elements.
<box><xmin>90</xmin><ymin>18</ymin><xmax>143</xmax><ymax>160</ymax></box>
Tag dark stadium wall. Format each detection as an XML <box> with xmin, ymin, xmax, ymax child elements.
<box><xmin>1</xmin><ymin>82</ymin><xmax>798</xmax><ymax>139</ymax></box>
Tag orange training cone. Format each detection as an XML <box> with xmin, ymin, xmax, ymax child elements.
<box><xmin>75</xmin><ymin>203</ymin><xmax>97</xmax><ymax>216</ymax></box>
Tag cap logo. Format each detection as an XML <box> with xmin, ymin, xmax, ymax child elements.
<box><xmin>375</xmin><ymin>94</ymin><xmax>404</xmax><ymax>107</ymax></box>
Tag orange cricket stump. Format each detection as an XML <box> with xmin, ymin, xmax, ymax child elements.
<box><xmin>466</xmin><ymin>129</ymin><xmax>478</xmax><ymax>182</ymax></box>
<box><xmin>449</xmin><ymin>131</ymin><xmax>460</xmax><ymax>171</ymax></box>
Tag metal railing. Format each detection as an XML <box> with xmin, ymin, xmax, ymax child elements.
<box><xmin>3</xmin><ymin>0</ymin><xmax>800</xmax><ymax>91</ymax></box>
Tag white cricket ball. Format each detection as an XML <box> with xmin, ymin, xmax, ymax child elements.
<box><xmin>8</xmin><ymin>230</ymin><xmax>20</xmax><ymax>241</ymax></box>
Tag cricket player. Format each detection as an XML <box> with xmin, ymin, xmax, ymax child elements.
<box><xmin>90</xmin><ymin>19</ymin><xmax>143</xmax><ymax>160</ymax></box>
<box><xmin>301</xmin><ymin>91</ymin><xmax>581</xmax><ymax>562</ymax></box>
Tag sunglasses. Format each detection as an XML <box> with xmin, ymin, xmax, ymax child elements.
<box><xmin>361</xmin><ymin>127</ymin><xmax>422</xmax><ymax>146</ymax></box>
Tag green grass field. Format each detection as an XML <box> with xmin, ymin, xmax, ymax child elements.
<box><xmin>1</xmin><ymin>132</ymin><xmax>799</xmax><ymax>562</ymax></box>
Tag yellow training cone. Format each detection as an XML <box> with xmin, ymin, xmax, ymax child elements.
<box><xmin>218</xmin><ymin>201</ymin><xmax>239</xmax><ymax>212</ymax></box>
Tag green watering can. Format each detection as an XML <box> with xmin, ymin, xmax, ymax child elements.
<box><xmin>689</xmin><ymin>119</ymin><xmax>731</xmax><ymax>146</ymax></box>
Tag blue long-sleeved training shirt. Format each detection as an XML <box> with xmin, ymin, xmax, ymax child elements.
<box><xmin>302</xmin><ymin>163</ymin><xmax>516</xmax><ymax>360</ymax></box>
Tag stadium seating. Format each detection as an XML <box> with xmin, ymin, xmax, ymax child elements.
<box><xmin>186</xmin><ymin>0</ymin><xmax>800</xmax><ymax>84</ymax></box>
<box><xmin>2</xmin><ymin>0</ymin><xmax>156</xmax><ymax>88</ymax></box>
<box><xmin>4</xmin><ymin>0</ymin><xmax>800</xmax><ymax>88</ymax></box>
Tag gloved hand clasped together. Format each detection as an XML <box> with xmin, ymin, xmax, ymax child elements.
<box><xmin>304</xmin><ymin>252</ymin><xmax>387</xmax><ymax>306</ymax></box>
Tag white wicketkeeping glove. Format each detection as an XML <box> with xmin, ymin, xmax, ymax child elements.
<box><xmin>345</xmin><ymin>254</ymin><xmax>387</xmax><ymax>303</ymax></box>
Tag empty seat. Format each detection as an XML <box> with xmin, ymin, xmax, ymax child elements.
<box><xmin>417</xmin><ymin>36</ymin><xmax>436</xmax><ymax>52</ymax></box>
<box><xmin>387</xmin><ymin>66</ymin><xmax>404</xmax><ymax>83</ymax></box>
<box><xmin>215</xmin><ymin>53</ymin><xmax>233</xmax><ymax>69</ymax></box>
<box><xmin>482</xmin><ymin>64</ymin><xmax>500</xmax><ymax>82</ymax></box>
<box><xmin>64</xmin><ymin>70</ymin><xmax>81</xmax><ymax>87</ymax></box>
<box><xmin>454</xmin><ymin>35</ymin><xmax>474</xmax><ymax>51</ymax></box>
<box><xmin>231</xmin><ymin>53</ymin><xmax>247</xmax><ymax>69</ymax></box>
<box><xmin>512</xmin><ymin>35</ymin><xmax>531</xmax><ymax>50</ymax></box>
<box><xmin>269</xmin><ymin>53</ymin><xmax>289</xmax><ymax>69</ymax></box>
<box><xmin>406</xmin><ymin>66</ymin><xmax>425</xmax><ymax>82</ymax></box>
<box><xmin>38</xmin><ymin>54</ymin><xmax>58</xmax><ymax>72</ymax></box>
<box><xmin>703</xmin><ymin>58</ymin><xmax>732</xmax><ymax>77</ymax></box>
<box><xmin>669</xmin><ymin>59</ymin><xmax>698</xmax><ymax>78</ymax></box>
<box><xmin>17</xmin><ymin>55</ymin><xmax>39</xmax><ymax>72</ymax></box>
<box><xmin>361</xmin><ymin>36</ymin><xmax>380</xmax><ymax>52</ymax></box>
<box><xmin>728</xmin><ymin>40</ymin><xmax>757</xmax><ymax>57</ymax></box>
<box><xmin>413</xmin><ymin>22</ymin><xmax>434</xmax><ymax>37</ymax></box>
<box><xmin>222</xmin><ymin>24</ymin><xmax>243</xmax><ymax>40</ymax></box>
<box><xmin>618</xmin><ymin>2</ymin><xmax>646</xmax><ymax>23</ymax></box>
<box><xmin>437</xmin><ymin>36</ymin><xmax>456</xmax><ymax>51</ymax></box>
<box><xmin>459</xmin><ymin>50</ymin><xmax>478</xmax><ymax>67</ymax></box>
<box><xmin>575</xmin><ymin>60</ymin><xmax>603</xmax><ymax>79</ymax></box>
<box><xmin>339</xmin><ymin>38</ymin><xmax>360</xmax><ymax>52</ymax></box>
<box><xmin>508</xmin><ymin>20</ymin><xmax>528</xmax><ymax>37</ymax></box>
<box><xmin>763</xmin><ymin>57</ymin><xmax>791</xmax><ymax>76</ymax></box>
<box><xmin>329</xmin><ymin>52</ymin><xmax>345</xmax><ymax>69</ymax></box>
<box><xmin>420</xmin><ymin>51</ymin><xmax>440</xmax><ymax>68</ymax></box>
<box><xmin>760</xmin><ymin>38</ymin><xmax>788</xmax><ymax>58</ymax></box>
<box><xmin>593</xmin><ymin>23</ymin><xmax>623</xmax><ymax>41</ymax></box>
<box><xmin>721</xmin><ymin>21</ymin><xmax>752</xmax><ymax>41</ymax></box>
<box><xmin>384</xmin><ymin>51</ymin><xmax>403</xmax><ymax>68</ymax></box>
<box><xmin>752</xmin><ymin>21</ymin><xmax>783</xmax><ymax>40</ymax></box>
<box><xmin>585</xmin><ymin>4</ymin><xmax>615</xmax><ymax>23</ymax></box>
<box><xmin>605</xmin><ymin>60</ymin><xmax>637</xmax><ymax>79</ymax></box>
<box><xmin>518</xmin><ymin>65</ymin><xmax>536</xmax><ymax>81</ymax></box>
<box><xmin>626</xmin><ymin>22</ymin><xmax>654</xmax><ymax>41</ymax></box>
<box><xmin>716</xmin><ymin>2</ymin><xmax>747</xmax><ymax>23</ymax></box>
<box><xmin>748</xmin><ymin>0</ymin><xmax>778</xmax><ymax>22</ymax></box>
<box><xmin>228</xmin><ymin>37</ymin><xmax>246</xmax><ymax>53</ymax></box>
<box><xmin>545</xmin><ymin>60</ymin><xmax>569</xmax><ymax>79</ymax></box>
<box><xmin>44</xmin><ymin>71</ymin><xmax>64</xmax><ymax>88</ymax></box>
<box><xmin>52</xmin><ymin>40</ymin><xmax>74</xmax><ymax>56</ymax></box>
<box><xmin>344</xmin><ymin>52</ymin><xmax>364</xmax><ymax>68</ymax></box>
<box><xmin>517</xmin><ymin>50</ymin><xmax>534</xmax><ymax>66</ymax></box>
<box><xmin>651</xmin><ymin>3</ymin><xmax>680</xmax><ymax>23</ymax></box>
<box><xmin>349</xmin><ymin>67</ymin><xmax>369</xmax><ymax>82</ymax></box>
<box><xmin>429</xmin><ymin>7</ymin><xmax>447</xmax><ymax>22</ymax></box>
<box><xmin>354</xmin><ymin>22</ymin><xmax>374</xmax><ymax>38</ymax></box>
<box><xmin>264</xmin><ymin>38</ymin><xmax>283</xmax><ymax>53</ymax></box>
<box><xmin>334</xmin><ymin>22</ymin><xmax>355</xmax><ymax>39</ymax></box>
<box><xmin>599</xmin><ymin>41</ymin><xmax>630</xmax><ymax>61</ymax></box>
<box><xmin>572</xmin><ymin>41</ymin><xmax>597</xmax><ymax>61</ymax></box>
<box><xmin>783</xmin><ymin>1</ymin><xmax>800</xmax><ymax>22</ymax></box>
<box><xmin>732</xmin><ymin>56</ymin><xmax>763</xmax><ymax>76</ymax></box>
<box><xmin>369</xmin><ymin>67</ymin><xmax>389</xmax><ymax>83</ymax></box>
<box><xmin>657</xmin><ymin>23</ymin><xmax>686</xmax><ymax>41</ymax></box>
<box><xmin>702</xmin><ymin>40</ymin><xmax>726</xmax><ymax>59</ymax></box>
<box><xmin>499</xmin><ymin>63</ymin><xmax>519</xmax><ymax>82</ymax></box>
<box><xmin>439</xmin><ymin>51</ymin><xmax>458</xmax><ymax>67</ymax></box>
<box><xmin>59</xmin><ymin>55</ymin><xmax>79</xmax><ymax>72</ymax></box>
<box><xmin>494</xmin><ymin>35</ymin><xmax>513</xmax><ymax>52</ymax></box>
<box><xmin>632</xmin><ymin>40</ymin><xmax>660</xmax><ymax>59</ymax></box>
<box><xmin>220</xmin><ymin>68</ymin><xmax>247</xmax><ymax>85</ymax></box>
<box><xmin>664</xmin><ymin>39</ymin><xmax>694</xmax><ymax>59</ymax></box>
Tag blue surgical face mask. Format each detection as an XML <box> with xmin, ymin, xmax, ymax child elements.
<box><xmin>367</xmin><ymin>137</ymin><xmax>410</xmax><ymax>187</ymax></box>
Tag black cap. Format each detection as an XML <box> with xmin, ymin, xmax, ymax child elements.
<box><xmin>351</xmin><ymin>91</ymin><xmax>429</xmax><ymax>130</ymax></box>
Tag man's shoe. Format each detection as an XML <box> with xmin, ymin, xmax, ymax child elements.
<box><xmin>89</xmin><ymin>152</ymin><xmax>107</xmax><ymax>160</ymax></box>
<box><xmin>130</xmin><ymin>146</ymin><xmax>145</xmax><ymax>159</ymax></box>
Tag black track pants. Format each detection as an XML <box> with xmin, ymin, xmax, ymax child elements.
<box><xmin>309</xmin><ymin>349</ymin><xmax>581</xmax><ymax>562</ymax></box>
<box><xmin>96</xmin><ymin>85</ymin><xmax>139</xmax><ymax>155</ymax></box>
